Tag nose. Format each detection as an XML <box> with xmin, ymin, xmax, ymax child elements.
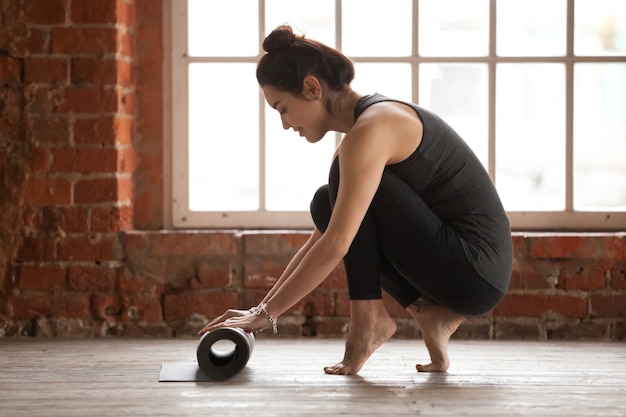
<box><xmin>280</xmin><ymin>114</ymin><xmax>291</xmax><ymax>130</ymax></box>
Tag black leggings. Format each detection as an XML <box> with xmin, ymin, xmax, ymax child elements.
<box><xmin>310</xmin><ymin>165</ymin><xmax>505</xmax><ymax>317</ymax></box>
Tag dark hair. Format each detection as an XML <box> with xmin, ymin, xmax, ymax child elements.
<box><xmin>256</xmin><ymin>25</ymin><xmax>355</xmax><ymax>95</ymax></box>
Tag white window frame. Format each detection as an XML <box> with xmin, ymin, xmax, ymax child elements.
<box><xmin>170</xmin><ymin>0</ymin><xmax>626</xmax><ymax>230</ymax></box>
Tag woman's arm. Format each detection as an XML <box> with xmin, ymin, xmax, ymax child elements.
<box><xmin>199</xmin><ymin>102</ymin><xmax>421</xmax><ymax>333</ymax></box>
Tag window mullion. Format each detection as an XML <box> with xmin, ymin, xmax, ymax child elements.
<box><xmin>413</xmin><ymin>0</ymin><xmax>419</xmax><ymax>104</ymax></box>
<box><xmin>259</xmin><ymin>0</ymin><xmax>267</xmax><ymax>212</ymax></box>
<box><xmin>565</xmin><ymin>0</ymin><xmax>575</xmax><ymax>213</ymax></box>
<box><xmin>488</xmin><ymin>0</ymin><xmax>497</xmax><ymax>180</ymax></box>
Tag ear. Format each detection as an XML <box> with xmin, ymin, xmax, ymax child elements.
<box><xmin>301</xmin><ymin>75</ymin><xmax>322</xmax><ymax>101</ymax></box>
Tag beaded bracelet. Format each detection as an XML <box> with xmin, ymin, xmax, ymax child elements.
<box><xmin>250</xmin><ymin>303</ymin><xmax>278</xmax><ymax>334</ymax></box>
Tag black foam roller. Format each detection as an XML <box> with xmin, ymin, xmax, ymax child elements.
<box><xmin>196</xmin><ymin>327</ymin><xmax>255</xmax><ymax>381</ymax></box>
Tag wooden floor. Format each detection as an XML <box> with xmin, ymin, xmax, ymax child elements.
<box><xmin>0</xmin><ymin>338</ymin><xmax>624</xmax><ymax>417</ymax></box>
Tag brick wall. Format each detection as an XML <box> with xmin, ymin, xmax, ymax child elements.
<box><xmin>0</xmin><ymin>1</ymin><xmax>624</xmax><ymax>340</ymax></box>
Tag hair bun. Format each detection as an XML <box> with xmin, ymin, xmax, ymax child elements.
<box><xmin>263</xmin><ymin>25</ymin><xmax>298</xmax><ymax>54</ymax></box>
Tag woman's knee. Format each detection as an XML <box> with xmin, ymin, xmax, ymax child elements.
<box><xmin>310</xmin><ymin>185</ymin><xmax>331</xmax><ymax>232</ymax></box>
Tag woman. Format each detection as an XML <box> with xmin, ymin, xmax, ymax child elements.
<box><xmin>199</xmin><ymin>25</ymin><xmax>512</xmax><ymax>375</ymax></box>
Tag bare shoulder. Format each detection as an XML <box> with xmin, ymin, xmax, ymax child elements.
<box><xmin>342</xmin><ymin>101</ymin><xmax>423</xmax><ymax>165</ymax></box>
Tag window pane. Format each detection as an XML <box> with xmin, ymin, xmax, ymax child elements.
<box><xmin>419</xmin><ymin>0</ymin><xmax>489</xmax><ymax>57</ymax></box>
<box><xmin>352</xmin><ymin>63</ymin><xmax>412</xmax><ymax>102</ymax></box>
<box><xmin>496</xmin><ymin>64</ymin><xmax>565</xmax><ymax>211</ymax></box>
<box><xmin>497</xmin><ymin>0</ymin><xmax>566</xmax><ymax>56</ymax></box>
<box><xmin>575</xmin><ymin>0</ymin><xmax>626</xmax><ymax>56</ymax></box>
<box><xmin>342</xmin><ymin>0</ymin><xmax>412</xmax><ymax>56</ymax></box>
<box><xmin>419</xmin><ymin>64</ymin><xmax>489</xmax><ymax>167</ymax></box>
<box><xmin>188</xmin><ymin>64</ymin><xmax>259</xmax><ymax>211</ymax></box>
<box><xmin>188</xmin><ymin>0</ymin><xmax>258</xmax><ymax>57</ymax></box>
<box><xmin>265</xmin><ymin>0</ymin><xmax>335</xmax><ymax>47</ymax></box>
<box><xmin>574</xmin><ymin>64</ymin><xmax>626</xmax><ymax>210</ymax></box>
<box><xmin>265</xmin><ymin>108</ymin><xmax>335</xmax><ymax>211</ymax></box>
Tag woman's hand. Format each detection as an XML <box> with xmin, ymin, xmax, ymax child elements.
<box><xmin>197</xmin><ymin>308</ymin><xmax>271</xmax><ymax>336</ymax></box>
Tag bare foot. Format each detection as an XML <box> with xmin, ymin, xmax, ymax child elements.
<box><xmin>407</xmin><ymin>299</ymin><xmax>464</xmax><ymax>372</ymax></box>
<box><xmin>324</xmin><ymin>300</ymin><xmax>397</xmax><ymax>375</ymax></box>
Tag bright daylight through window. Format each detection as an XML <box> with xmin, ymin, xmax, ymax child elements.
<box><xmin>172</xmin><ymin>0</ymin><xmax>626</xmax><ymax>229</ymax></box>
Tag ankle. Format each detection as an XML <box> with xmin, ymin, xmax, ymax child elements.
<box><xmin>349</xmin><ymin>299</ymin><xmax>387</xmax><ymax>316</ymax></box>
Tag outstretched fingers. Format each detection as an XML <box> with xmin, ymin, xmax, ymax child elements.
<box><xmin>197</xmin><ymin>309</ymin><xmax>250</xmax><ymax>335</ymax></box>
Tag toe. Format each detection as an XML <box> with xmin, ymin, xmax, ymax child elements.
<box><xmin>416</xmin><ymin>362</ymin><xmax>448</xmax><ymax>372</ymax></box>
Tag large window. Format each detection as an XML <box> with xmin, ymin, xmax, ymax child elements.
<box><xmin>171</xmin><ymin>0</ymin><xmax>626</xmax><ymax>230</ymax></box>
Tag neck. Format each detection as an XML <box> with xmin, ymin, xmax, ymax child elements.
<box><xmin>325</xmin><ymin>87</ymin><xmax>363</xmax><ymax>134</ymax></box>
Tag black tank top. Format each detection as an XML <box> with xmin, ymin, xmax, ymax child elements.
<box><xmin>354</xmin><ymin>94</ymin><xmax>512</xmax><ymax>293</ymax></box>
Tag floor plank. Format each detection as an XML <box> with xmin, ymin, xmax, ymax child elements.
<box><xmin>0</xmin><ymin>339</ymin><xmax>624</xmax><ymax>416</ymax></box>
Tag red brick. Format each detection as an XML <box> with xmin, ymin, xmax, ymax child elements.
<box><xmin>92</xmin><ymin>295</ymin><xmax>125</xmax><ymax>319</ymax></box>
<box><xmin>243</xmin><ymin>257</ymin><xmax>285</xmax><ymax>289</ymax></box>
<box><xmin>118</xmin><ymin>269</ymin><xmax>164</xmax><ymax>294</ymax></box>
<box><xmin>118</xmin><ymin>146</ymin><xmax>136</xmax><ymax>172</ymax></box>
<box><xmin>335</xmin><ymin>291</ymin><xmax>350</xmax><ymax>316</ymax></box>
<box><xmin>133</xmin><ymin>153</ymin><xmax>163</xmax><ymax>229</ymax></box>
<box><xmin>24</xmin><ymin>177</ymin><xmax>72</xmax><ymax>205</ymax></box>
<box><xmin>29</xmin><ymin>116</ymin><xmax>70</xmax><ymax>144</ymax></box>
<box><xmin>26</xmin><ymin>146</ymin><xmax>51</xmax><ymax>173</ymax></box>
<box><xmin>91</xmin><ymin>205</ymin><xmax>133</xmax><ymax>232</ymax></box>
<box><xmin>74</xmin><ymin>176</ymin><xmax>133</xmax><ymax>204</ymax></box>
<box><xmin>21</xmin><ymin>206</ymin><xmax>42</xmax><ymax>235</ymax></box>
<box><xmin>611</xmin><ymin>265</ymin><xmax>626</xmax><ymax>290</ymax></box>
<box><xmin>135</xmin><ymin>72</ymin><xmax>161</xmax><ymax>137</ymax></box>
<box><xmin>40</xmin><ymin>206</ymin><xmax>64</xmax><ymax>235</ymax></box>
<box><xmin>163</xmin><ymin>291</ymin><xmax>239</xmax><ymax>320</ymax></box>
<box><xmin>319</xmin><ymin>265</ymin><xmax>347</xmax><ymax>290</ymax></box>
<box><xmin>315</xmin><ymin>319</ymin><xmax>348</xmax><ymax>337</ymax></box>
<box><xmin>51</xmin><ymin>27</ymin><xmax>117</xmax><ymax>54</ymax></box>
<box><xmin>10</xmin><ymin>294</ymin><xmax>91</xmax><ymax>319</ymax></box>
<box><xmin>194</xmin><ymin>262</ymin><xmax>232</xmax><ymax>289</ymax></box>
<box><xmin>120</xmin><ymin>232</ymin><xmax>151</xmax><ymax>260</ymax></box>
<box><xmin>590</xmin><ymin>294</ymin><xmax>626</xmax><ymax>318</ymax></box>
<box><xmin>24</xmin><ymin>28</ymin><xmax>49</xmax><ymax>55</ymax></box>
<box><xmin>557</xmin><ymin>261</ymin><xmax>607</xmax><ymax>291</ymax></box>
<box><xmin>19</xmin><ymin>265</ymin><xmax>67</xmax><ymax>291</ymax></box>
<box><xmin>24</xmin><ymin>0</ymin><xmax>66</xmax><ymax>24</ymax></box>
<box><xmin>56</xmin><ymin>86</ymin><xmax>118</xmax><ymax>114</ymax></box>
<box><xmin>529</xmin><ymin>235</ymin><xmax>621</xmax><ymax>260</ymax></box>
<box><xmin>55</xmin><ymin>206</ymin><xmax>89</xmax><ymax>232</ymax></box>
<box><xmin>509</xmin><ymin>268</ymin><xmax>554</xmax><ymax>290</ymax></box>
<box><xmin>151</xmin><ymin>232</ymin><xmax>238</xmax><ymax>256</ymax></box>
<box><xmin>0</xmin><ymin>58</ymin><xmax>22</xmax><ymax>84</ymax></box>
<box><xmin>127</xmin><ymin>296</ymin><xmax>163</xmax><ymax>322</ymax></box>
<box><xmin>57</xmin><ymin>234</ymin><xmax>122</xmax><ymax>262</ymax></box>
<box><xmin>68</xmin><ymin>266</ymin><xmax>117</xmax><ymax>292</ymax></box>
<box><xmin>50</xmin><ymin>147</ymin><xmax>119</xmax><ymax>173</ymax></box>
<box><xmin>243</xmin><ymin>232</ymin><xmax>310</xmax><ymax>255</ymax></box>
<box><xmin>290</xmin><ymin>291</ymin><xmax>335</xmax><ymax>316</ymax></box>
<box><xmin>494</xmin><ymin>293</ymin><xmax>587</xmax><ymax>318</ymax></box>
<box><xmin>71</xmin><ymin>0</ymin><xmax>116</xmax><ymax>23</ymax></box>
<box><xmin>1</xmin><ymin>87</ymin><xmax>22</xmax><ymax>130</ymax></box>
<box><xmin>24</xmin><ymin>57</ymin><xmax>68</xmax><ymax>84</ymax></box>
<box><xmin>24</xmin><ymin>85</ymin><xmax>64</xmax><ymax>114</ymax></box>
<box><xmin>74</xmin><ymin>116</ymin><xmax>132</xmax><ymax>146</ymax></box>
<box><xmin>70</xmin><ymin>0</ymin><xmax>135</xmax><ymax>26</ymax></box>
<box><xmin>118</xmin><ymin>90</ymin><xmax>134</xmax><ymax>115</ymax></box>
<box><xmin>116</xmin><ymin>0</ymin><xmax>135</xmax><ymax>27</ymax></box>
<box><xmin>71</xmin><ymin>58</ymin><xmax>117</xmax><ymax>85</ymax></box>
<box><xmin>117</xmin><ymin>60</ymin><xmax>132</xmax><ymax>87</ymax></box>
<box><xmin>118</xmin><ymin>29</ymin><xmax>133</xmax><ymax>58</ymax></box>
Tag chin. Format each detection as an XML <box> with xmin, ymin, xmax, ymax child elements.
<box><xmin>305</xmin><ymin>131</ymin><xmax>325</xmax><ymax>143</ymax></box>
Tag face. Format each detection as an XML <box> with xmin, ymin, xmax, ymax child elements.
<box><xmin>262</xmin><ymin>81</ymin><xmax>328</xmax><ymax>143</ymax></box>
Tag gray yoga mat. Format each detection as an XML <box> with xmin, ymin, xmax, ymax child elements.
<box><xmin>159</xmin><ymin>327</ymin><xmax>255</xmax><ymax>382</ymax></box>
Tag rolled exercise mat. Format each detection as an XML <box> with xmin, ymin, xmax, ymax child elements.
<box><xmin>196</xmin><ymin>327</ymin><xmax>255</xmax><ymax>381</ymax></box>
